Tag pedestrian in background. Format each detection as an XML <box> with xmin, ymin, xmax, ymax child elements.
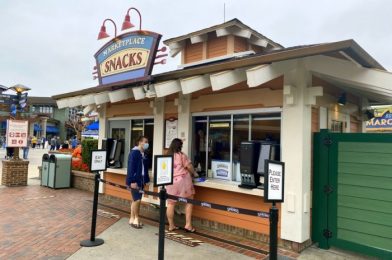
<box><xmin>50</xmin><ymin>136</ymin><xmax>56</xmax><ymax>150</ymax></box>
<box><xmin>56</xmin><ymin>136</ymin><xmax>61</xmax><ymax>150</ymax></box>
<box><xmin>31</xmin><ymin>136</ymin><xmax>37</xmax><ymax>149</ymax></box>
<box><xmin>166</xmin><ymin>138</ymin><xmax>198</xmax><ymax>233</ymax></box>
<box><xmin>71</xmin><ymin>136</ymin><xmax>78</xmax><ymax>149</ymax></box>
<box><xmin>37</xmin><ymin>137</ymin><xmax>41</xmax><ymax>149</ymax></box>
<box><xmin>41</xmin><ymin>137</ymin><xmax>46</xmax><ymax>149</ymax></box>
<box><xmin>23</xmin><ymin>136</ymin><xmax>32</xmax><ymax>159</ymax></box>
<box><xmin>126</xmin><ymin>136</ymin><xmax>150</xmax><ymax>229</ymax></box>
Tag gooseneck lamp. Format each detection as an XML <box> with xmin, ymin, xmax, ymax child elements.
<box><xmin>122</xmin><ymin>7</ymin><xmax>142</xmax><ymax>31</ymax></box>
<box><xmin>97</xmin><ymin>18</ymin><xmax>118</xmax><ymax>40</ymax></box>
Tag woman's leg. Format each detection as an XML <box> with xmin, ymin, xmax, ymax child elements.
<box><xmin>166</xmin><ymin>202</ymin><xmax>176</xmax><ymax>230</ymax></box>
<box><xmin>129</xmin><ymin>200</ymin><xmax>135</xmax><ymax>224</ymax></box>
<box><xmin>185</xmin><ymin>196</ymin><xmax>194</xmax><ymax>230</ymax></box>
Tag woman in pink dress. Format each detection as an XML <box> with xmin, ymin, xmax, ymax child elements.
<box><xmin>166</xmin><ymin>138</ymin><xmax>198</xmax><ymax>232</ymax></box>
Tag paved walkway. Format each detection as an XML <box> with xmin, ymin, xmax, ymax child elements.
<box><xmin>69</xmin><ymin>218</ymin><xmax>253</xmax><ymax>260</ymax></box>
<box><xmin>0</xmin><ymin>186</ymin><xmax>118</xmax><ymax>259</ymax></box>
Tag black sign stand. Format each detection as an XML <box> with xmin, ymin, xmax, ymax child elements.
<box><xmin>269</xmin><ymin>202</ymin><xmax>279</xmax><ymax>260</ymax></box>
<box><xmin>158</xmin><ymin>186</ymin><xmax>167</xmax><ymax>260</ymax></box>
<box><xmin>80</xmin><ymin>150</ymin><xmax>107</xmax><ymax>247</ymax></box>
<box><xmin>153</xmin><ymin>155</ymin><xmax>174</xmax><ymax>260</ymax></box>
<box><xmin>264</xmin><ymin>160</ymin><xmax>285</xmax><ymax>260</ymax></box>
<box><xmin>80</xmin><ymin>171</ymin><xmax>104</xmax><ymax>247</ymax></box>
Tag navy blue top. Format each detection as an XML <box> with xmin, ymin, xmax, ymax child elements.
<box><xmin>126</xmin><ymin>147</ymin><xmax>150</xmax><ymax>187</ymax></box>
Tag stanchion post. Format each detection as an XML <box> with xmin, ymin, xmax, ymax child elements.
<box><xmin>158</xmin><ymin>186</ymin><xmax>167</xmax><ymax>260</ymax></box>
<box><xmin>269</xmin><ymin>202</ymin><xmax>278</xmax><ymax>260</ymax></box>
<box><xmin>80</xmin><ymin>171</ymin><xmax>104</xmax><ymax>247</ymax></box>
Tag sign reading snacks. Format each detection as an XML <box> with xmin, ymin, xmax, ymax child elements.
<box><xmin>154</xmin><ymin>155</ymin><xmax>173</xmax><ymax>187</ymax></box>
<box><xmin>264</xmin><ymin>160</ymin><xmax>285</xmax><ymax>202</ymax></box>
<box><xmin>6</xmin><ymin>120</ymin><xmax>28</xmax><ymax>147</ymax></box>
<box><xmin>95</xmin><ymin>31</ymin><xmax>162</xmax><ymax>85</ymax></box>
<box><xmin>90</xmin><ymin>150</ymin><xmax>107</xmax><ymax>172</ymax></box>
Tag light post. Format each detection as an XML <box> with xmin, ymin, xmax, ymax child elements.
<box><xmin>8</xmin><ymin>84</ymin><xmax>31</xmax><ymax>160</ymax></box>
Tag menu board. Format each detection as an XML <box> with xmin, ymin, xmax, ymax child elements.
<box><xmin>165</xmin><ymin>119</ymin><xmax>178</xmax><ymax>149</ymax></box>
<box><xmin>154</xmin><ymin>155</ymin><xmax>174</xmax><ymax>187</ymax></box>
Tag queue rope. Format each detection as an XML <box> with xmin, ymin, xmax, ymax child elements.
<box><xmin>98</xmin><ymin>178</ymin><xmax>270</xmax><ymax>219</ymax></box>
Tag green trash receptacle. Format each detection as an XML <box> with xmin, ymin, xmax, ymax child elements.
<box><xmin>48</xmin><ymin>154</ymin><xmax>72</xmax><ymax>189</ymax></box>
<box><xmin>41</xmin><ymin>154</ymin><xmax>50</xmax><ymax>186</ymax></box>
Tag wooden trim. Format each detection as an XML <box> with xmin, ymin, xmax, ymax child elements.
<box><xmin>227</xmin><ymin>35</ymin><xmax>235</xmax><ymax>54</ymax></box>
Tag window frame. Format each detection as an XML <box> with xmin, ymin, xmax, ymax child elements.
<box><xmin>192</xmin><ymin>107</ymin><xmax>282</xmax><ymax>182</ymax></box>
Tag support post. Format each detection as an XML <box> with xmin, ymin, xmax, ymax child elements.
<box><xmin>269</xmin><ymin>202</ymin><xmax>279</xmax><ymax>260</ymax></box>
<box><xmin>158</xmin><ymin>187</ymin><xmax>167</xmax><ymax>260</ymax></box>
<box><xmin>80</xmin><ymin>172</ymin><xmax>104</xmax><ymax>247</ymax></box>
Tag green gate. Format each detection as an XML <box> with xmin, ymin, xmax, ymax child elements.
<box><xmin>313</xmin><ymin>130</ymin><xmax>392</xmax><ymax>259</ymax></box>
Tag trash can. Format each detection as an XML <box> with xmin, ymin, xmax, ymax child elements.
<box><xmin>41</xmin><ymin>154</ymin><xmax>50</xmax><ymax>186</ymax></box>
<box><xmin>48</xmin><ymin>154</ymin><xmax>72</xmax><ymax>189</ymax></box>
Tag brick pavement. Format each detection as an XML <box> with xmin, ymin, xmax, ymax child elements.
<box><xmin>0</xmin><ymin>186</ymin><xmax>118</xmax><ymax>260</ymax></box>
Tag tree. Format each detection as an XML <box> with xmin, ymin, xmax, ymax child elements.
<box><xmin>64</xmin><ymin>112</ymin><xmax>89</xmax><ymax>141</ymax></box>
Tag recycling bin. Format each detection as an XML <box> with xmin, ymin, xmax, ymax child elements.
<box><xmin>41</xmin><ymin>154</ymin><xmax>50</xmax><ymax>186</ymax></box>
<box><xmin>48</xmin><ymin>154</ymin><xmax>72</xmax><ymax>189</ymax></box>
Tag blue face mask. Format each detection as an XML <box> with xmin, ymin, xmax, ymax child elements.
<box><xmin>143</xmin><ymin>143</ymin><xmax>149</xmax><ymax>150</ymax></box>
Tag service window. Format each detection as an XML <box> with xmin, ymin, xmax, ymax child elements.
<box><xmin>192</xmin><ymin>111</ymin><xmax>281</xmax><ymax>182</ymax></box>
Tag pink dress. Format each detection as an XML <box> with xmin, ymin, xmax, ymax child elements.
<box><xmin>166</xmin><ymin>153</ymin><xmax>195</xmax><ymax>203</ymax></box>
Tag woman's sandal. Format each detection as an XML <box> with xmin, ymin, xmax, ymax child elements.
<box><xmin>184</xmin><ymin>227</ymin><xmax>196</xmax><ymax>233</ymax></box>
<box><xmin>130</xmin><ymin>223</ymin><xmax>143</xmax><ymax>229</ymax></box>
<box><xmin>168</xmin><ymin>226</ymin><xmax>180</xmax><ymax>232</ymax></box>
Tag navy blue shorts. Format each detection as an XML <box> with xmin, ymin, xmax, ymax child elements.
<box><xmin>131</xmin><ymin>188</ymin><xmax>143</xmax><ymax>201</ymax></box>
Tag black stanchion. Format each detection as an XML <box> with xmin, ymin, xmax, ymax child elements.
<box><xmin>80</xmin><ymin>171</ymin><xmax>104</xmax><ymax>247</ymax></box>
<box><xmin>158</xmin><ymin>186</ymin><xmax>167</xmax><ymax>260</ymax></box>
<box><xmin>269</xmin><ymin>202</ymin><xmax>278</xmax><ymax>260</ymax></box>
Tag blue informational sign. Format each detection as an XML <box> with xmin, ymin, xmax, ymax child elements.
<box><xmin>94</xmin><ymin>31</ymin><xmax>161</xmax><ymax>86</ymax></box>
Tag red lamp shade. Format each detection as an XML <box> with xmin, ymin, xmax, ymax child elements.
<box><xmin>121</xmin><ymin>14</ymin><xmax>135</xmax><ymax>30</ymax></box>
<box><xmin>97</xmin><ymin>25</ymin><xmax>110</xmax><ymax>40</ymax></box>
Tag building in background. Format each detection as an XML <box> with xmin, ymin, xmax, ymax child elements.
<box><xmin>0</xmin><ymin>96</ymin><xmax>81</xmax><ymax>142</ymax></box>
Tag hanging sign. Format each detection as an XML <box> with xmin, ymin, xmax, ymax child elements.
<box><xmin>95</xmin><ymin>31</ymin><xmax>162</xmax><ymax>86</ymax></box>
<box><xmin>154</xmin><ymin>155</ymin><xmax>173</xmax><ymax>187</ymax></box>
<box><xmin>6</xmin><ymin>120</ymin><xmax>28</xmax><ymax>147</ymax></box>
<box><xmin>90</xmin><ymin>150</ymin><xmax>107</xmax><ymax>172</ymax></box>
<box><xmin>264</xmin><ymin>160</ymin><xmax>285</xmax><ymax>202</ymax></box>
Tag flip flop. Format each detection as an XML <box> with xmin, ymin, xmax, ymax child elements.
<box><xmin>168</xmin><ymin>226</ymin><xmax>180</xmax><ymax>232</ymax></box>
<box><xmin>131</xmin><ymin>223</ymin><xmax>143</xmax><ymax>229</ymax></box>
<box><xmin>184</xmin><ymin>227</ymin><xmax>196</xmax><ymax>233</ymax></box>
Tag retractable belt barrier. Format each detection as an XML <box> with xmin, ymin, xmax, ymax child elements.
<box><xmin>98</xmin><ymin>178</ymin><xmax>270</xmax><ymax>219</ymax></box>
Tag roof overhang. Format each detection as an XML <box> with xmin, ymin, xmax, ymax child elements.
<box><xmin>53</xmin><ymin>39</ymin><xmax>390</xmax><ymax>109</ymax></box>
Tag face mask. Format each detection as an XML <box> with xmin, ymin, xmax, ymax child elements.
<box><xmin>143</xmin><ymin>143</ymin><xmax>149</xmax><ymax>150</ymax></box>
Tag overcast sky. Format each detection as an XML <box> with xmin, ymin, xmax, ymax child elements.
<box><xmin>0</xmin><ymin>0</ymin><xmax>391</xmax><ymax>97</ymax></box>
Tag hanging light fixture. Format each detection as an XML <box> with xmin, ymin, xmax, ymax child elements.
<box><xmin>122</xmin><ymin>7</ymin><xmax>142</xmax><ymax>31</ymax></box>
<box><xmin>337</xmin><ymin>93</ymin><xmax>347</xmax><ymax>106</ymax></box>
<box><xmin>97</xmin><ymin>19</ymin><xmax>117</xmax><ymax>40</ymax></box>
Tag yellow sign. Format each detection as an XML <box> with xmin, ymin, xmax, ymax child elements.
<box><xmin>99</xmin><ymin>48</ymin><xmax>150</xmax><ymax>77</ymax></box>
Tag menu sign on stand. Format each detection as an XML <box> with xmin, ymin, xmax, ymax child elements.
<box><xmin>264</xmin><ymin>160</ymin><xmax>285</xmax><ymax>260</ymax></box>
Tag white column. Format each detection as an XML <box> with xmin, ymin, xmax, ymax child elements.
<box><xmin>281</xmin><ymin>65</ymin><xmax>312</xmax><ymax>243</ymax></box>
<box><xmin>98</xmin><ymin>104</ymin><xmax>107</xmax><ymax>149</ymax></box>
<box><xmin>29</xmin><ymin>121</ymin><xmax>35</xmax><ymax>137</ymax></box>
<box><xmin>41</xmin><ymin>117</ymin><xmax>48</xmax><ymax>138</ymax></box>
<box><xmin>176</xmin><ymin>93</ymin><xmax>192</xmax><ymax>156</ymax></box>
<box><xmin>152</xmin><ymin>98</ymin><xmax>165</xmax><ymax>159</ymax></box>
